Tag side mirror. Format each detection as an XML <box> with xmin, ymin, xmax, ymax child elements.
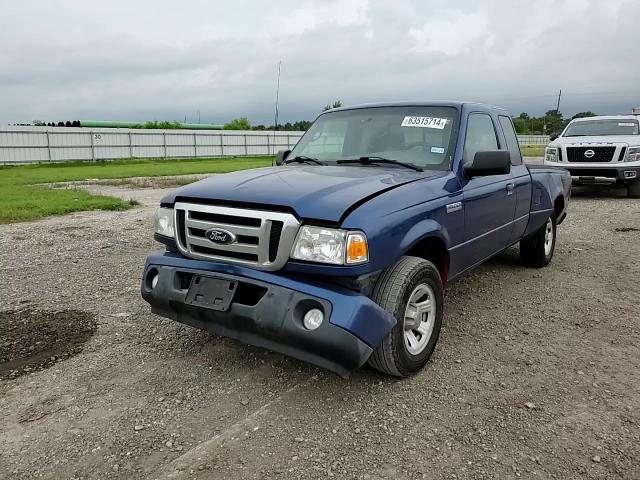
<box><xmin>464</xmin><ymin>150</ymin><xmax>511</xmax><ymax>177</ymax></box>
<box><xmin>275</xmin><ymin>150</ymin><xmax>290</xmax><ymax>165</ymax></box>
<box><xmin>549</xmin><ymin>133</ymin><xmax>559</xmax><ymax>141</ymax></box>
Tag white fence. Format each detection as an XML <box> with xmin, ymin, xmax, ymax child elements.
<box><xmin>0</xmin><ymin>125</ymin><xmax>549</xmax><ymax>164</ymax></box>
<box><xmin>0</xmin><ymin>126</ymin><xmax>305</xmax><ymax>164</ymax></box>
<box><xmin>517</xmin><ymin>134</ymin><xmax>550</xmax><ymax>145</ymax></box>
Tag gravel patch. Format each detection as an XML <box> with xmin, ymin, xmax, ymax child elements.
<box><xmin>0</xmin><ymin>177</ymin><xmax>638</xmax><ymax>479</ymax></box>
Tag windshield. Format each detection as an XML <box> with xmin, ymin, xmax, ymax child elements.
<box><xmin>288</xmin><ymin>106</ymin><xmax>459</xmax><ymax>170</ymax></box>
<box><xmin>564</xmin><ymin>119</ymin><xmax>639</xmax><ymax>137</ymax></box>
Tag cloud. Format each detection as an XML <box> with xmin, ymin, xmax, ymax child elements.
<box><xmin>0</xmin><ymin>0</ymin><xmax>638</xmax><ymax>124</ymax></box>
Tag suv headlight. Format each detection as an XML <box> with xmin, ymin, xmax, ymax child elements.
<box><xmin>625</xmin><ymin>146</ymin><xmax>640</xmax><ymax>162</ymax></box>
<box><xmin>154</xmin><ymin>207</ymin><xmax>175</xmax><ymax>238</ymax></box>
<box><xmin>291</xmin><ymin>226</ymin><xmax>368</xmax><ymax>265</ymax></box>
<box><xmin>545</xmin><ymin>147</ymin><xmax>558</xmax><ymax>162</ymax></box>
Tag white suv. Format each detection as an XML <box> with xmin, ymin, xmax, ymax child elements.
<box><xmin>544</xmin><ymin>115</ymin><xmax>640</xmax><ymax>198</ymax></box>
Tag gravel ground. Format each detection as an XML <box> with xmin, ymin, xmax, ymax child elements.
<box><xmin>1</xmin><ymin>170</ymin><xmax>639</xmax><ymax>480</ymax></box>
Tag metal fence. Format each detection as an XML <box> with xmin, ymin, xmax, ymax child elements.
<box><xmin>517</xmin><ymin>134</ymin><xmax>550</xmax><ymax>145</ymax></box>
<box><xmin>0</xmin><ymin>126</ymin><xmax>305</xmax><ymax>164</ymax></box>
<box><xmin>0</xmin><ymin>125</ymin><xmax>550</xmax><ymax>164</ymax></box>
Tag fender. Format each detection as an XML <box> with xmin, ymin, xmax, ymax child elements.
<box><xmin>525</xmin><ymin>167</ymin><xmax>569</xmax><ymax>237</ymax></box>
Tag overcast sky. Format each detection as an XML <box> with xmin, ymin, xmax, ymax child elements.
<box><xmin>1</xmin><ymin>0</ymin><xmax>638</xmax><ymax>124</ymax></box>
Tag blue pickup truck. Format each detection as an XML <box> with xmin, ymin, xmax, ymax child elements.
<box><xmin>142</xmin><ymin>102</ymin><xmax>571</xmax><ymax>377</ymax></box>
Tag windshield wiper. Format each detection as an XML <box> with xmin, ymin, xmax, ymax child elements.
<box><xmin>284</xmin><ymin>156</ymin><xmax>324</xmax><ymax>165</ymax></box>
<box><xmin>337</xmin><ymin>156</ymin><xmax>423</xmax><ymax>172</ymax></box>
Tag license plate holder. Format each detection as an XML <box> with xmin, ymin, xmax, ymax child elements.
<box><xmin>185</xmin><ymin>276</ymin><xmax>237</xmax><ymax>312</ymax></box>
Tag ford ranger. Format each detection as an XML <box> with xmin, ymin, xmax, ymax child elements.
<box><xmin>544</xmin><ymin>115</ymin><xmax>640</xmax><ymax>197</ymax></box>
<box><xmin>141</xmin><ymin>102</ymin><xmax>571</xmax><ymax>377</ymax></box>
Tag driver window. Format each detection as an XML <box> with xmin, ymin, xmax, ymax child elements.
<box><xmin>301</xmin><ymin>119</ymin><xmax>347</xmax><ymax>158</ymax></box>
<box><xmin>463</xmin><ymin>113</ymin><xmax>498</xmax><ymax>165</ymax></box>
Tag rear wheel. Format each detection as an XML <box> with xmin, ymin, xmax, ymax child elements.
<box><xmin>628</xmin><ymin>180</ymin><xmax>640</xmax><ymax>198</ymax></box>
<box><xmin>368</xmin><ymin>256</ymin><xmax>444</xmax><ymax>377</ymax></box>
<box><xmin>520</xmin><ymin>216</ymin><xmax>556</xmax><ymax>268</ymax></box>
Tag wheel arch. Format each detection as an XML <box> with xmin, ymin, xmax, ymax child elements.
<box><xmin>553</xmin><ymin>194</ymin><xmax>565</xmax><ymax>220</ymax></box>
<box><xmin>403</xmin><ymin>234</ymin><xmax>450</xmax><ymax>285</ymax></box>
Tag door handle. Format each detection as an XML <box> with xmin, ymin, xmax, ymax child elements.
<box><xmin>506</xmin><ymin>182</ymin><xmax>515</xmax><ymax>195</ymax></box>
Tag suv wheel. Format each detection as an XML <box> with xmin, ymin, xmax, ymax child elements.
<box><xmin>628</xmin><ymin>180</ymin><xmax>640</xmax><ymax>198</ymax></box>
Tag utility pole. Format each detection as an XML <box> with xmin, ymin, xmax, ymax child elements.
<box><xmin>556</xmin><ymin>89</ymin><xmax>562</xmax><ymax>112</ymax></box>
<box><xmin>274</xmin><ymin>60</ymin><xmax>282</xmax><ymax>131</ymax></box>
<box><xmin>273</xmin><ymin>60</ymin><xmax>282</xmax><ymax>158</ymax></box>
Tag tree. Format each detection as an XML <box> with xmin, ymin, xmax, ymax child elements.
<box><xmin>571</xmin><ymin>111</ymin><xmax>597</xmax><ymax>120</ymax></box>
<box><xmin>143</xmin><ymin>121</ymin><xmax>181</xmax><ymax>129</ymax></box>
<box><xmin>223</xmin><ymin>117</ymin><xmax>251</xmax><ymax>130</ymax></box>
<box><xmin>544</xmin><ymin>109</ymin><xmax>565</xmax><ymax>135</ymax></box>
<box><xmin>292</xmin><ymin>120</ymin><xmax>312</xmax><ymax>131</ymax></box>
<box><xmin>512</xmin><ymin>115</ymin><xmax>531</xmax><ymax>134</ymax></box>
<box><xmin>322</xmin><ymin>100</ymin><xmax>343</xmax><ymax>112</ymax></box>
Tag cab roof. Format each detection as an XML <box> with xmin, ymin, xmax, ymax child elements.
<box><xmin>326</xmin><ymin>101</ymin><xmax>509</xmax><ymax>115</ymax></box>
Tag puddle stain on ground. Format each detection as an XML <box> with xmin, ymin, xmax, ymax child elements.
<box><xmin>0</xmin><ymin>309</ymin><xmax>97</xmax><ymax>380</ymax></box>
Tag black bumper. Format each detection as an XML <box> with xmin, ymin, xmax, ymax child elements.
<box><xmin>141</xmin><ymin>262</ymin><xmax>379</xmax><ymax>377</ymax></box>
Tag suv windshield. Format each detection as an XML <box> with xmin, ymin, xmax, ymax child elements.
<box><xmin>288</xmin><ymin>106</ymin><xmax>459</xmax><ymax>170</ymax></box>
<box><xmin>564</xmin><ymin>119</ymin><xmax>639</xmax><ymax>137</ymax></box>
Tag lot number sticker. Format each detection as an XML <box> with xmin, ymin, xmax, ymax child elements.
<box><xmin>401</xmin><ymin>116</ymin><xmax>448</xmax><ymax>129</ymax></box>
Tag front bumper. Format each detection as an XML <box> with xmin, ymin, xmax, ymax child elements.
<box><xmin>543</xmin><ymin>161</ymin><xmax>640</xmax><ymax>182</ymax></box>
<box><xmin>141</xmin><ymin>252</ymin><xmax>396</xmax><ymax>377</ymax></box>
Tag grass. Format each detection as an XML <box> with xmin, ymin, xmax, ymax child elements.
<box><xmin>0</xmin><ymin>157</ymin><xmax>272</xmax><ymax>223</ymax></box>
<box><xmin>520</xmin><ymin>145</ymin><xmax>546</xmax><ymax>157</ymax></box>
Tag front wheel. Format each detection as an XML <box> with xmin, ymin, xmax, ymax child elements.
<box><xmin>628</xmin><ymin>180</ymin><xmax>640</xmax><ymax>198</ymax></box>
<box><xmin>368</xmin><ymin>256</ymin><xmax>444</xmax><ymax>377</ymax></box>
<box><xmin>520</xmin><ymin>216</ymin><xmax>556</xmax><ymax>268</ymax></box>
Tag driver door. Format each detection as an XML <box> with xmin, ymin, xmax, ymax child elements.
<box><xmin>459</xmin><ymin>113</ymin><xmax>516</xmax><ymax>269</ymax></box>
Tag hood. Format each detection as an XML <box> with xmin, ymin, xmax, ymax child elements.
<box><xmin>162</xmin><ymin>165</ymin><xmax>447</xmax><ymax>223</ymax></box>
<box><xmin>552</xmin><ymin>135</ymin><xmax>640</xmax><ymax>147</ymax></box>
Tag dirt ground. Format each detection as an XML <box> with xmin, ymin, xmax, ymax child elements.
<box><xmin>1</xmin><ymin>168</ymin><xmax>639</xmax><ymax>480</ymax></box>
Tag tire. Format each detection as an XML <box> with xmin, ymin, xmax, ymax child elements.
<box><xmin>368</xmin><ymin>256</ymin><xmax>444</xmax><ymax>377</ymax></box>
<box><xmin>520</xmin><ymin>215</ymin><xmax>556</xmax><ymax>268</ymax></box>
<box><xmin>628</xmin><ymin>180</ymin><xmax>640</xmax><ymax>198</ymax></box>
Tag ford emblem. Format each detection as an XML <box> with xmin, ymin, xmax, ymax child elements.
<box><xmin>205</xmin><ymin>228</ymin><xmax>236</xmax><ymax>245</ymax></box>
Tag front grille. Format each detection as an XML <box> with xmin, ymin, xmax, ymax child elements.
<box><xmin>618</xmin><ymin>147</ymin><xmax>627</xmax><ymax>162</ymax></box>
<box><xmin>174</xmin><ymin>202</ymin><xmax>300</xmax><ymax>271</ymax></box>
<box><xmin>269</xmin><ymin>221</ymin><xmax>284</xmax><ymax>262</ymax></box>
<box><xmin>566</xmin><ymin>146</ymin><xmax>616</xmax><ymax>163</ymax></box>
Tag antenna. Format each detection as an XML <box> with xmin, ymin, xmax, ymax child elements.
<box><xmin>272</xmin><ymin>60</ymin><xmax>282</xmax><ymax>165</ymax></box>
<box><xmin>556</xmin><ymin>89</ymin><xmax>562</xmax><ymax>112</ymax></box>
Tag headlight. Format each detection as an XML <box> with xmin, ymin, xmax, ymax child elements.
<box><xmin>545</xmin><ymin>147</ymin><xmax>558</xmax><ymax>162</ymax></box>
<box><xmin>291</xmin><ymin>226</ymin><xmax>368</xmax><ymax>265</ymax></box>
<box><xmin>625</xmin><ymin>146</ymin><xmax>640</xmax><ymax>162</ymax></box>
<box><xmin>154</xmin><ymin>207</ymin><xmax>175</xmax><ymax>238</ymax></box>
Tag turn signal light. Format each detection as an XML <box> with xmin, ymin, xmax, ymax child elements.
<box><xmin>346</xmin><ymin>233</ymin><xmax>368</xmax><ymax>264</ymax></box>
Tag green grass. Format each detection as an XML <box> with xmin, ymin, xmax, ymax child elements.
<box><xmin>520</xmin><ymin>145</ymin><xmax>546</xmax><ymax>157</ymax></box>
<box><xmin>0</xmin><ymin>157</ymin><xmax>272</xmax><ymax>223</ymax></box>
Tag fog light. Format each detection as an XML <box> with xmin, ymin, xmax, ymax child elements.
<box><xmin>303</xmin><ymin>308</ymin><xmax>324</xmax><ymax>330</ymax></box>
<box><xmin>151</xmin><ymin>274</ymin><xmax>159</xmax><ymax>289</ymax></box>
<box><xmin>624</xmin><ymin>171</ymin><xmax>637</xmax><ymax>179</ymax></box>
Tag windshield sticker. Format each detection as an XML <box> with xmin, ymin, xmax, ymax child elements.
<box><xmin>401</xmin><ymin>116</ymin><xmax>448</xmax><ymax>129</ymax></box>
<box><xmin>618</xmin><ymin>122</ymin><xmax>636</xmax><ymax>127</ymax></box>
<box><xmin>431</xmin><ymin>146</ymin><xmax>445</xmax><ymax>154</ymax></box>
